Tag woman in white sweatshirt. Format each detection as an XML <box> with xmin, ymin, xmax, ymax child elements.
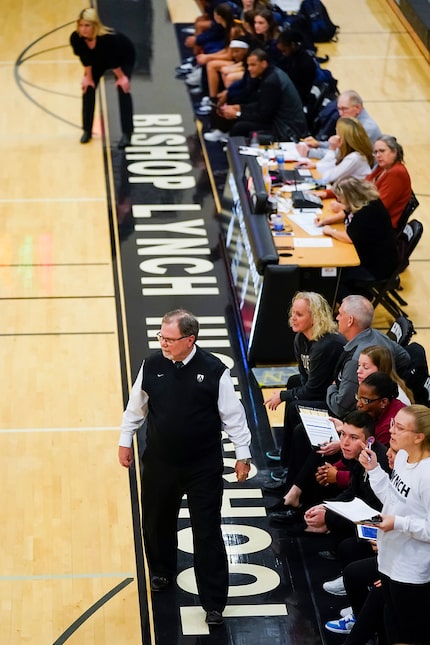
<box><xmin>297</xmin><ymin>116</ymin><xmax>374</xmax><ymax>185</ymax></box>
<box><xmin>359</xmin><ymin>404</ymin><xmax>430</xmax><ymax>645</ymax></box>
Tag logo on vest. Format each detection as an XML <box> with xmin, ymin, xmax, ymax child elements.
<box><xmin>197</xmin><ymin>374</ymin><xmax>204</xmax><ymax>382</ymax></box>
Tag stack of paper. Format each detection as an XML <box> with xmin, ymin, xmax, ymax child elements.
<box><xmin>323</xmin><ymin>499</ymin><xmax>381</xmax><ymax>523</ymax></box>
<box><xmin>298</xmin><ymin>406</ymin><xmax>338</xmax><ymax>446</ymax></box>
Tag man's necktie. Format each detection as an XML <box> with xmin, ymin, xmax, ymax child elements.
<box><xmin>175</xmin><ymin>361</ymin><xmax>184</xmax><ymax>369</ymax></box>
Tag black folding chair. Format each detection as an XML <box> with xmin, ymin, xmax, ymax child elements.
<box><xmin>353</xmin><ymin>220</ymin><xmax>423</xmax><ymax>319</ymax></box>
<box><xmin>404</xmin><ymin>342</ymin><xmax>430</xmax><ymax>406</ymax></box>
<box><xmin>386</xmin><ymin>315</ymin><xmax>415</xmax><ymax>346</ymax></box>
<box><xmin>395</xmin><ymin>191</ymin><xmax>419</xmax><ymax>237</ymax></box>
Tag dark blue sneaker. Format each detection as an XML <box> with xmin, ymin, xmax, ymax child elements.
<box><xmin>265</xmin><ymin>449</ymin><xmax>281</xmax><ymax>461</ymax></box>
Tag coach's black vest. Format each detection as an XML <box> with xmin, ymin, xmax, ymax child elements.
<box><xmin>142</xmin><ymin>346</ymin><xmax>226</xmax><ymax>465</ymax></box>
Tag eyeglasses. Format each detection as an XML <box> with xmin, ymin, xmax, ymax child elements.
<box><xmin>355</xmin><ymin>394</ymin><xmax>383</xmax><ymax>405</ymax></box>
<box><xmin>156</xmin><ymin>331</ymin><xmax>190</xmax><ymax>345</ymax></box>
<box><xmin>373</xmin><ymin>148</ymin><xmax>389</xmax><ymax>155</ymax></box>
<box><xmin>389</xmin><ymin>418</ymin><xmax>414</xmax><ymax>433</ymax></box>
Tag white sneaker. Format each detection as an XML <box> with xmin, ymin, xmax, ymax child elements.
<box><xmin>185</xmin><ymin>67</ymin><xmax>202</xmax><ymax>86</ymax></box>
<box><xmin>340</xmin><ymin>606</ymin><xmax>353</xmax><ymax>617</ymax></box>
<box><xmin>203</xmin><ymin>129</ymin><xmax>228</xmax><ymax>143</ymax></box>
<box><xmin>325</xmin><ymin>613</ymin><xmax>356</xmax><ymax>634</ymax></box>
<box><xmin>195</xmin><ymin>103</ymin><xmax>213</xmax><ymax>116</ymax></box>
<box><xmin>322</xmin><ymin>575</ymin><xmax>346</xmax><ymax>595</ymax></box>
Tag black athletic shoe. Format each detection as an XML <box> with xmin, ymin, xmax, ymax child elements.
<box><xmin>80</xmin><ymin>131</ymin><xmax>91</xmax><ymax>144</ymax></box>
<box><xmin>150</xmin><ymin>575</ymin><xmax>170</xmax><ymax>591</ymax></box>
<box><xmin>118</xmin><ymin>133</ymin><xmax>131</xmax><ymax>149</ymax></box>
<box><xmin>205</xmin><ymin>610</ymin><xmax>224</xmax><ymax>626</ymax></box>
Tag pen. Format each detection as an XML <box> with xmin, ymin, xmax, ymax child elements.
<box><xmin>367</xmin><ymin>437</ymin><xmax>374</xmax><ymax>462</ymax></box>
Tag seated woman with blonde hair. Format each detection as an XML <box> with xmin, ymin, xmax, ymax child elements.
<box><xmin>322</xmin><ymin>177</ymin><xmax>399</xmax><ymax>299</ymax></box>
<box><xmin>298</xmin><ymin>117</ymin><xmax>374</xmax><ymax>185</ymax></box>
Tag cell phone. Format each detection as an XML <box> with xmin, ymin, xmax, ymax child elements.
<box><xmin>357</xmin><ymin>524</ymin><xmax>378</xmax><ymax>540</ymax></box>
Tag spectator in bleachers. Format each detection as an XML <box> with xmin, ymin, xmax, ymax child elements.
<box><xmin>196</xmin><ymin>39</ymin><xmax>250</xmax><ymax>116</ymax></box>
<box><xmin>249</xmin><ymin>6</ymin><xmax>282</xmax><ymax>64</ymax></box>
<box><xmin>238</xmin><ymin>0</ymin><xmax>269</xmax><ymax>21</ymax></box>
<box><xmin>204</xmin><ymin>48</ymin><xmax>308</xmax><ymax>142</ymax></box>
<box><xmin>276</xmin><ymin>28</ymin><xmax>316</xmax><ymax>105</ymax></box>
<box><xmin>184</xmin><ymin>3</ymin><xmax>236</xmax><ymax>56</ymax></box>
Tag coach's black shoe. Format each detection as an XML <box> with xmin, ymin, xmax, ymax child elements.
<box><xmin>80</xmin><ymin>131</ymin><xmax>91</xmax><ymax>144</ymax></box>
<box><xmin>205</xmin><ymin>610</ymin><xmax>224</xmax><ymax>626</ymax></box>
<box><xmin>268</xmin><ymin>508</ymin><xmax>301</xmax><ymax>524</ymax></box>
<box><xmin>118</xmin><ymin>133</ymin><xmax>131</xmax><ymax>149</ymax></box>
<box><xmin>261</xmin><ymin>479</ymin><xmax>287</xmax><ymax>492</ymax></box>
<box><xmin>150</xmin><ymin>575</ymin><xmax>170</xmax><ymax>591</ymax></box>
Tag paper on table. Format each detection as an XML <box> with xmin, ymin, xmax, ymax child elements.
<box><xmin>323</xmin><ymin>499</ymin><xmax>381</xmax><ymax>524</ymax></box>
<box><xmin>289</xmin><ymin>211</ymin><xmax>323</xmax><ymax>235</ymax></box>
<box><xmin>238</xmin><ymin>146</ymin><xmax>262</xmax><ymax>157</ymax></box>
<box><xmin>298</xmin><ymin>406</ymin><xmax>338</xmax><ymax>446</ymax></box>
<box><xmin>278</xmin><ymin>141</ymin><xmax>306</xmax><ymax>161</ymax></box>
<box><xmin>294</xmin><ymin>238</ymin><xmax>333</xmax><ymax>247</ymax></box>
<box><xmin>280</xmin><ymin>181</ymin><xmax>318</xmax><ymax>193</ymax></box>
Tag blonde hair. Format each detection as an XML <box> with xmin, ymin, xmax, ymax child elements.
<box><xmin>360</xmin><ymin>345</ymin><xmax>414</xmax><ymax>402</ymax></box>
<box><xmin>336</xmin><ymin>116</ymin><xmax>374</xmax><ymax>166</ymax></box>
<box><xmin>332</xmin><ymin>176</ymin><xmax>380</xmax><ymax>213</ymax></box>
<box><xmin>401</xmin><ymin>404</ymin><xmax>430</xmax><ymax>452</ymax></box>
<box><xmin>289</xmin><ymin>291</ymin><xmax>337</xmax><ymax>341</ymax></box>
<box><xmin>77</xmin><ymin>8</ymin><xmax>113</xmax><ymax>37</ymax></box>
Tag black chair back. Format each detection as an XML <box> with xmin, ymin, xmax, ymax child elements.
<box><xmin>396</xmin><ymin>191</ymin><xmax>419</xmax><ymax>236</ymax></box>
<box><xmin>397</xmin><ymin>219</ymin><xmax>423</xmax><ymax>271</ymax></box>
<box><xmin>404</xmin><ymin>342</ymin><xmax>430</xmax><ymax>406</ymax></box>
<box><xmin>386</xmin><ymin>316</ymin><xmax>415</xmax><ymax>346</ymax></box>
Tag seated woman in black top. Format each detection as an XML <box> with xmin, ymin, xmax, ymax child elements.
<box><xmin>322</xmin><ymin>176</ymin><xmax>399</xmax><ymax>300</ymax></box>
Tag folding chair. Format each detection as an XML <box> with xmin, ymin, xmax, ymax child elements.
<box><xmin>395</xmin><ymin>191</ymin><xmax>419</xmax><ymax>237</ymax></box>
<box><xmin>385</xmin><ymin>315</ymin><xmax>415</xmax><ymax>347</ymax></box>
<box><xmin>404</xmin><ymin>342</ymin><xmax>430</xmax><ymax>406</ymax></box>
<box><xmin>353</xmin><ymin>220</ymin><xmax>423</xmax><ymax>319</ymax></box>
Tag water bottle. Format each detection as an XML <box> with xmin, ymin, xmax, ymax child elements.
<box><xmin>262</xmin><ymin>160</ymin><xmax>271</xmax><ymax>194</ymax></box>
<box><xmin>250</xmin><ymin>131</ymin><xmax>259</xmax><ymax>148</ymax></box>
<box><xmin>273</xmin><ymin>213</ymin><xmax>284</xmax><ymax>231</ymax></box>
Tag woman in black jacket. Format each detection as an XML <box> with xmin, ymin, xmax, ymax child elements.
<box><xmin>70</xmin><ymin>7</ymin><xmax>135</xmax><ymax>147</ymax></box>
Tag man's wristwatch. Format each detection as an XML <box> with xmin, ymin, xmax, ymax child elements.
<box><xmin>236</xmin><ymin>110</ymin><xmax>241</xmax><ymax>118</ymax></box>
<box><xmin>238</xmin><ymin>458</ymin><xmax>251</xmax><ymax>465</ymax></box>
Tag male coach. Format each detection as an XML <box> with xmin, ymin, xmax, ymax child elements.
<box><xmin>118</xmin><ymin>309</ymin><xmax>252</xmax><ymax>626</ymax></box>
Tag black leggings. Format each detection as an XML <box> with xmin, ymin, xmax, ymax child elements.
<box><xmin>381</xmin><ymin>574</ymin><xmax>430</xmax><ymax>644</ymax></box>
<box><xmin>82</xmin><ymin>63</ymin><xmax>134</xmax><ymax>135</ymax></box>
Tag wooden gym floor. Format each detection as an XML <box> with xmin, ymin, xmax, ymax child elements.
<box><xmin>0</xmin><ymin>0</ymin><xmax>429</xmax><ymax>643</ymax></box>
